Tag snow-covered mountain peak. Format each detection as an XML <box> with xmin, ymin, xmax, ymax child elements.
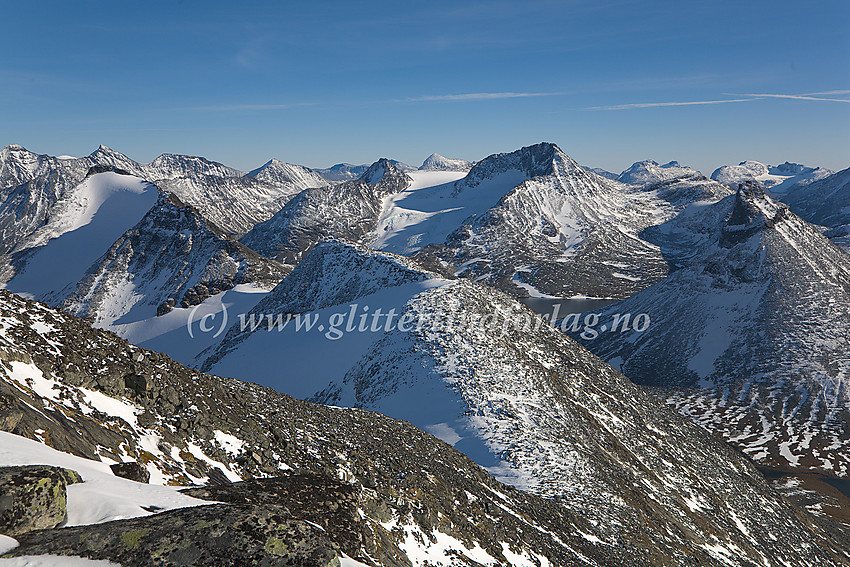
<box><xmin>243</xmin><ymin>158</ymin><xmax>327</xmax><ymax>188</ymax></box>
<box><xmin>420</xmin><ymin>153</ymin><xmax>472</xmax><ymax>171</ymax></box>
<box><xmin>720</xmin><ymin>181</ymin><xmax>786</xmax><ymax>247</ymax></box>
<box><xmin>453</xmin><ymin>142</ymin><xmax>568</xmax><ymax>194</ymax></box>
<box><xmin>616</xmin><ymin>159</ymin><xmax>702</xmax><ymax>186</ymax></box>
<box><xmin>243</xmin><ymin>239</ymin><xmax>440</xmax><ymax>316</ymax></box>
<box><xmin>147</xmin><ymin>153</ymin><xmax>241</xmax><ymax>179</ymax></box>
<box><xmin>359</xmin><ymin>158</ymin><xmax>413</xmax><ymax>193</ymax></box>
<box><xmin>711</xmin><ymin>160</ymin><xmax>833</xmax><ymax>193</ymax></box>
<box><xmin>315</xmin><ymin>163</ymin><xmax>369</xmax><ymax>182</ymax></box>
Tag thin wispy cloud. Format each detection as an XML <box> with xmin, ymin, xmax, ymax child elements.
<box><xmin>587</xmin><ymin>98</ymin><xmax>757</xmax><ymax>111</ymax></box>
<box><xmin>589</xmin><ymin>89</ymin><xmax>850</xmax><ymax>111</ymax></box>
<box><xmin>735</xmin><ymin>93</ymin><xmax>850</xmax><ymax>103</ymax></box>
<box><xmin>402</xmin><ymin>92</ymin><xmax>565</xmax><ymax>102</ymax></box>
<box><xmin>803</xmin><ymin>89</ymin><xmax>850</xmax><ymax>96</ymax></box>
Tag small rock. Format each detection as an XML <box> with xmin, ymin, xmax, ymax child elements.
<box><xmin>110</xmin><ymin>462</ymin><xmax>150</xmax><ymax>484</ymax></box>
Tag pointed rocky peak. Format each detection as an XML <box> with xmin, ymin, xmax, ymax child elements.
<box><xmin>419</xmin><ymin>153</ymin><xmax>472</xmax><ymax>171</ymax></box>
<box><xmin>244</xmin><ymin>159</ymin><xmax>325</xmax><ymax>186</ymax></box>
<box><xmin>88</xmin><ymin>144</ymin><xmax>125</xmax><ymax>161</ymax></box>
<box><xmin>457</xmin><ymin>142</ymin><xmax>572</xmax><ymax>191</ymax></box>
<box><xmin>721</xmin><ymin>181</ymin><xmax>788</xmax><ymax>246</ymax></box>
<box><xmin>244</xmin><ymin>158</ymin><xmax>287</xmax><ymax>177</ymax></box>
<box><xmin>358</xmin><ymin>158</ymin><xmax>413</xmax><ymax>193</ymax></box>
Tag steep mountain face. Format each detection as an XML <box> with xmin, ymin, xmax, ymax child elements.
<box><xmin>781</xmin><ymin>167</ymin><xmax>850</xmax><ymax>248</ymax></box>
<box><xmin>193</xmin><ymin>240</ymin><xmax>847</xmax><ymax>566</ymax></box>
<box><xmin>616</xmin><ymin>159</ymin><xmax>702</xmax><ymax>186</ymax></box>
<box><xmin>5</xmin><ymin>290</ymin><xmax>830</xmax><ymax>566</ymax></box>
<box><xmin>60</xmin><ymin>191</ymin><xmax>287</xmax><ymax>329</ymax></box>
<box><xmin>411</xmin><ymin>144</ymin><xmax>731</xmax><ymax>299</ymax></box>
<box><xmin>240</xmin><ymin>159</ymin><xmax>413</xmax><ymax>264</ymax></box>
<box><xmin>711</xmin><ymin>160</ymin><xmax>833</xmax><ymax>193</ymax></box>
<box><xmin>419</xmin><ymin>153</ymin><xmax>472</xmax><ymax>171</ymax></box>
<box><xmin>0</xmin><ymin>171</ymin><xmax>158</xmax><ymax>301</ymax></box>
<box><xmin>140</xmin><ymin>155</ymin><xmax>327</xmax><ymax>237</ymax></box>
<box><xmin>577</xmin><ymin>182</ymin><xmax>850</xmax><ymax>478</ymax></box>
<box><xmin>0</xmin><ymin>144</ymin><xmax>141</xmax><ymax>257</ymax></box>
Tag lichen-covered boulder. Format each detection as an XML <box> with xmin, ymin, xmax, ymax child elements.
<box><xmin>5</xmin><ymin>503</ymin><xmax>344</xmax><ymax>567</ymax></box>
<box><xmin>0</xmin><ymin>465</ymin><xmax>82</xmax><ymax>536</ymax></box>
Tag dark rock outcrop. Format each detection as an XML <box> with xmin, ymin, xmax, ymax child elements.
<box><xmin>110</xmin><ymin>462</ymin><xmax>150</xmax><ymax>484</ymax></box>
<box><xmin>0</xmin><ymin>465</ymin><xmax>82</xmax><ymax>536</ymax></box>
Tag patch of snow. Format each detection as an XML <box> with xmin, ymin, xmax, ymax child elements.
<box><xmin>425</xmin><ymin>423</ymin><xmax>463</xmax><ymax>446</ymax></box>
<box><xmin>0</xmin><ymin>432</ymin><xmax>207</xmax><ymax>526</ymax></box>
<box><xmin>0</xmin><ymin>557</ymin><xmax>121</xmax><ymax>566</ymax></box>
<box><xmin>3</xmin><ymin>173</ymin><xmax>157</xmax><ymax>301</ymax></box>
<box><xmin>0</xmin><ymin>535</ymin><xmax>18</xmax><ymax>555</ymax></box>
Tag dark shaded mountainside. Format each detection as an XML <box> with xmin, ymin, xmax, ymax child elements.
<box><xmin>60</xmin><ymin>191</ymin><xmax>287</xmax><ymax>326</ymax></box>
<box><xmin>578</xmin><ymin>182</ymin><xmax>850</xmax><ymax>481</ymax></box>
<box><xmin>0</xmin><ymin>287</ymin><xmax>846</xmax><ymax>565</ymax></box>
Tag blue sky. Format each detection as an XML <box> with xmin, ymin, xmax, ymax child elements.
<box><xmin>1</xmin><ymin>0</ymin><xmax>848</xmax><ymax>174</ymax></box>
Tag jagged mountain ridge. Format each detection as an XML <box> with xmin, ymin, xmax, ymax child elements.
<box><xmin>240</xmin><ymin>159</ymin><xmax>414</xmax><ymax>265</ymax></box>
<box><xmin>0</xmin><ymin>144</ymin><xmax>141</xmax><ymax>257</ymax></box>
<box><xmin>60</xmin><ymin>191</ymin><xmax>287</xmax><ymax>328</ymax></box>
<box><xmin>196</xmin><ymin>239</ymin><xmax>847</xmax><ymax>566</ymax></box>
<box><xmin>0</xmin><ymin>144</ymin><xmax>328</xmax><ymax>242</ymax></box>
<box><xmin>411</xmin><ymin>143</ymin><xmax>732</xmax><ymax>299</ymax></box>
<box><xmin>575</xmin><ymin>182</ymin><xmax>850</xmax><ymax>478</ymax></box>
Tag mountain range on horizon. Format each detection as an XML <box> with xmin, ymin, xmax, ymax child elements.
<box><xmin>1</xmin><ymin>139</ymin><xmax>849</xmax><ymax>565</ymax></box>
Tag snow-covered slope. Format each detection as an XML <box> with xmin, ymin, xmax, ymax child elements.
<box><xmin>405</xmin><ymin>144</ymin><xmax>731</xmax><ymax>299</ymax></box>
<box><xmin>781</xmin><ymin>166</ymin><xmax>850</xmax><ymax>249</ymax></box>
<box><xmin>419</xmin><ymin>153</ymin><xmax>472</xmax><ymax>171</ymax></box>
<box><xmin>0</xmin><ymin>145</ymin><xmax>141</xmax><ymax>257</ymax></box>
<box><xmin>711</xmin><ymin>160</ymin><xmax>833</xmax><ymax>194</ymax></box>
<box><xmin>240</xmin><ymin>159</ymin><xmax>414</xmax><ymax>264</ymax></box>
<box><xmin>577</xmin><ymin>182</ymin><xmax>850</xmax><ymax>477</ymax></box>
<box><xmin>616</xmin><ymin>159</ymin><xmax>702</xmax><ymax>186</ymax></box>
<box><xmin>1</xmin><ymin>172</ymin><xmax>158</xmax><ymax>302</ymax></box>
<box><xmin>60</xmin><ymin>192</ymin><xmax>287</xmax><ymax>330</ymax></box>
<box><xmin>195</xmin><ymin>240</ymin><xmax>845</xmax><ymax>566</ymax></box>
